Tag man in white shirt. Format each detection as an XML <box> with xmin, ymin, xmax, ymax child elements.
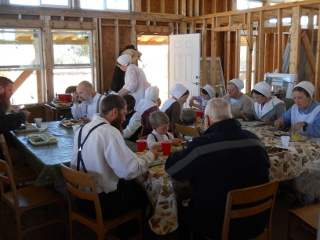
<box><xmin>71</xmin><ymin>80</ymin><xmax>105</xmax><ymax>123</ymax></box>
<box><xmin>71</xmin><ymin>94</ymin><xmax>158</xmax><ymax>220</ymax></box>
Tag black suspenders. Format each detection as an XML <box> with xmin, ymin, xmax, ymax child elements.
<box><xmin>77</xmin><ymin>122</ymin><xmax>106</xmax><ymax>172</ymax></box>
<box><xmin>151</xmin><ymin>132</ymin><xmax>170</xmax><ymax>142</ymax></box>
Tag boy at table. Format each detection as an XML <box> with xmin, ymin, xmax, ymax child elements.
<box><xmin>165</xmin><ymin>98</ymin><xmax>270</xmax><ymax>240</ymax></box>
<box><xmin>147</xmin><ymin>111</ymin><xmax>182</xmax><ymax>150</ymax></box>
<box><xmin>71</xmin><ymin>95</ymin><xmax>159</xmax><ymax>223</ymax></box>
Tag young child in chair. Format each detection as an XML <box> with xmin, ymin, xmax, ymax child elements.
<box><xmin>181</xmin><ymin>109</ymin><xmax>199</xmax><ymax>140</ymax></box>
<box><xmin>147</xmin><ymin>111</ymin><xmax>182</xmax><ymax>150</ymax></box>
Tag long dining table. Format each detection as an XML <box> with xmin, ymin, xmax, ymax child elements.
<box><xmin>10</xmin><ymin>120</ymin><xmax>320</xmax><ymax>235</ymax></box>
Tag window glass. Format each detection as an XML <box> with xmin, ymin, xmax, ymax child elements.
<box><xmin>10</xmin><ymin>0</ymin><xmax>39</xmax><ymax>6</ymax></box>
<box><xmin>0</xmin><ymin>29</ymin><xmax>43</xmax><ymax>104</ymax></box>
<box><xmin>107</xmin><ymin>0</ymin><xmax>129</xmax><ymax>10</ymax></box>
<box><xmin>41</xmin><ymin>0</ymin><xmax>69</xmax><ymax>6</ymax></box>
<box><xmin>237</xmin><ymin>0</ymin><xmax>262</xmax><ymax>10</ymax></box>
<box><xmin>52</xmin><ymin>30</ymin><xmax>93</xmax><ymax>97</ymax></box>
<box><xmin>80</xmin><ymin>0</ymin><xmax>104</xmax><ymax>10</ymax></box>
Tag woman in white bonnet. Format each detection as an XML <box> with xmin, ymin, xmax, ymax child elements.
<box><xmin>222</xmin><ymin>78</ymin><xmax>253</xmax><ymax>119</ymax></box>
<box><xmin>275</xmin><ymin>81</ymin><xmax>320</xmax><ymax>137</ymax></box>
<box><xmin>116</xmin><ymin>54</ymin><xmax>150</xmax><ymax>107</ymax></box>
<box><xmin>242</xmin><ymin>81</ymin><xmax>286</xmax><ymax>125</ymax></box>
<box><xmin>160</xmin><ymin>83</ymin><xmax>189</xmax><ymax>124</ymax></box>
<box><xmin>189</xmin><ymin>84</ymin><xmax>217</xmax><ymax>110</ymax></box>
<box><xmin>135</xmin><ymin>86</ymin><xmax>160</xmax><ymax>135</ymax></box>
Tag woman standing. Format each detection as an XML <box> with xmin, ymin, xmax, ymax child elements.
<box><xmin>275</xmin><ymin>81</ymin><xmax>320</xmax><ymax>137</ymax></box>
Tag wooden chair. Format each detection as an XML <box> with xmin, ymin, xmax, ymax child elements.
<box><xmin>0</xmin><ymin>134</ymin><xmax>37</xmax><ymax>185</ymax></box>
<box><xmin>60</xmin><ymin>164</ymin><xmax>143</xmax><ymax>240</ymax></box>
<box><xmin>65</xmin><ymin>85</ymin><xmax>77</xmax><ymax>93</ymax></box>
<box><xmin>0</xmin><ymin>159</ymin><xmax>64</xmax><ymax>240</ymax></box>
<box><xmin>174</xmin><ymin>123</ymin><xmax>200</xmax><ymax>139</ymax></box>
<box><xmin>287</xmin><ymin>203</ymin><xmax>320</xmax><ymax>239</ymax></box>
<box><xmin>221</xmin><ymin>180</ymin><xmax>279</xmax><ymax>240</ymax></box>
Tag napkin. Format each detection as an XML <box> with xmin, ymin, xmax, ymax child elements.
<box><xmin>38</xmin><ymin>125</ymin><xmax>48</xmax><ymax>132</ymax></box>
<box><xmin>149</xmin><ymin>158</ymin><xmax>166</xmax><ymax>168</ymax></box>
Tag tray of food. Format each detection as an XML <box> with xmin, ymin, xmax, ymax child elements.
<box><xmin>60</xmin><ymin>119</ymin><xmax>83</xmax><ymax>128</ymax></box>
<box><xmin>290</xmin><ymin>133</ymin><xmax>307</xmax><ymax>142</ymax></box>
<box><xmin>240</xmin><ymin>121</ymin><xmax>264</xmax><ymax>127</ymax></box>
<box><xmin>27</xmin><ymin>134</ymin><xmax>58</xmax><ymax>146</ymax></box>
<box><xmin>16</xmin><ymin>123</ymin><xmax>39</xmax><ymax>133</ymax></box>
<box><xmin>265</xmin><ymin>146</ymin><xmax>289</xmax><ymax>154</ymax></box>
<box><xmin>51</xmin><ymin>101</ymin><xmax>70</xmax><ymax>109</ymax></box>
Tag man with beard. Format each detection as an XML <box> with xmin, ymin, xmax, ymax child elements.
<box><xmin>165</xmin><ymin>98</ymin><xmax>270</xmax><ymax>240</ymax></box>
<box><xmin>70</xmin><ymin>94</ymin><xmax>158</xmax><ymax>221</ymax></box>
<box><xmin>71</xmin><ymin>80</ymin><xmax>105</xmax><ymax>123</ymax></box>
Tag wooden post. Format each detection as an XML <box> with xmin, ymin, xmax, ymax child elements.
<box><xmin>246</xmin><ymin>12</ymin><xmax>253</xmax><ymax>93</ymax></box>
<box><xmin>257</xmin><ymin>11</ymin><xmax>265</xmax><ymax>84</ymax></box>
<box><xmin>133</xmin><ymin>0</ymin><xmax>141</xmax><ymax>13</ymax></box>
<box><xmin>211</xmin><ymin>17</ymin><xmax>217</xmax><ymax>88</ymax></box>
<box><xmin>201</xmin><ymin>19</ymin><xmax>207</xmax><ymax>86</ymax></box>
<box><xmin>289</xmin><ymin>6</ymin><xmax>301</xmax><ymax>81</ymax></box>
<box><xmin>315</xmin><ymin>3</ymin><xmax>320</xmax><ymax>102</ymax></box>
<box><xmin>277</xmin><ymin>8</ymin><xmax>283</xmax><ymax>73</ymax></box>
<box><xmin>42</xmin><ymin>15</ymin><xmax>53</xmax><ymax>102</ymax></box>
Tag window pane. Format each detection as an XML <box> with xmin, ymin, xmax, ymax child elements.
<box><xmin>0</xmin><ymin>29</ymin><xmax>42</xmax><ymax>70</ymax></box>
<box><xmin>53</xmin><ymin>69</ymin><xmax>92</xmax><ymax>97</ymax></box>
<box><xmin>52</xmin><ymin>30</ymin><xmax>91</xmax><ymax>68</ymax></box>
<box><xmin>41</xmin><ymin>0</ymin><xmax>69</xmax><ymax>6</ymax></box>
<box><xmin>10</xmin><ymin>0</ymin><xmax>39</xmax><ymax>5</ymax></box>
<box><xmin>2</xmin><ymin>71</ymin><xmax>42</xmax><ymax>105</ymax></box>
<box><xmin>80</xmin><ymin>0</ymin><xmax>104</xmax><ymax>10</ymax></box>
<box><xmin>107</xmin><ymin>0</ymin><xmax>129</xmax><ymax>10</ymax></box>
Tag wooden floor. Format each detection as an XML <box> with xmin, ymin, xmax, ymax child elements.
<box><xmin>0</xmin><ymin>188</ymin><xmax>317</xmax><ymax>240</ymax></box>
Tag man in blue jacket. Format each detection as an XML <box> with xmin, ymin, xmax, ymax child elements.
<box><xmin>165</xmin><ymin>98</ymin><xmax>270</xmax><ymax>240</ymax></box>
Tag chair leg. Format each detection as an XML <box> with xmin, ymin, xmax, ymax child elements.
<box><xmin>287</xmin><ymin>212</ymin><xmax>293</xmax><ymax>240</ymax></box>
<box><xmin>15</xmin><ymin>212</ymin><xmax>22</xmax><ymax>240</ymax></box>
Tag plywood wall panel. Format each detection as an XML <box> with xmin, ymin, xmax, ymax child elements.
<box><xmin>101</xmin><ymin>26</ymin><xmax>116</xmax><ymax>89</ymax></box>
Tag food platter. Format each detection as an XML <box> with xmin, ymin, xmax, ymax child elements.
<box><xmin>240</xmin><ymin>121</ymin><xmax>264</xmax><ymax>127</ymax></box>
<box><xmin>290</xmin><ymin>133</ymin><xmax>307</xmax><ymax>142</ymax></box>
<box><xmin>27</xmin><ymin>134</ymin><xmax>58</xmax><ymax>146</ymax></box>
<box><xmin>15</xmin><ymin>123</ymin><xmax>39</xmax><ymax>133</ymax></box>
<box><xmin>60</xmin><ymin>119</ymin><xmax>83</xmax><ymax>128</ymax></box>
<box><xmin>265</xmin><ymin>146</ymin><xmax>288</xmax><ymax>154</ymax></box>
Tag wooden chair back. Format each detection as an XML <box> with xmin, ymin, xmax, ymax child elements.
<box><xmin>0</xmin><ymin>159</ymin><xmax>64</xmax><ymax>240</ymax></box>
<box><xmin>174</xmin><ymin>123</ymin><xmax>200</xmax><ymax>139</ymax></box>
<box><xmin>0</xmin><ymin>134</ymin><xmax>37</xmax><ymax>185</ymax></box>
<box><xmin>60</xmin><ymin>163</ymin><xmax>104</xmax><ymax>224</ymax></box>
<box><xmin>0</xmin><ymin>134</ymin><xmax>14</xmax><ymax>172</ymax></box>
<box><xmin>221</xmin><ymin>180</ymin><xmax>279</xmax><ymax>240</ymax></box>
<box><xmin>60</xmin><ymin>164</ymin><xmax>143</xmax><ymax>240</ymax></box>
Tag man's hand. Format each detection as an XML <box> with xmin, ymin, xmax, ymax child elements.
<box><xmin>274</xmin><ymin>118</ymin><xmax>284</xmax><ymax>130</ymax></box>
<box><xmin>171</xmin><ymin>138</ymin><xmax>183</xmax><ymax>146</ymax></box>
<box><xmin>150</xmin><ymin>149</ymin><xmax>159</xmax><ymax>159</ymax></box>
<box><xmin>73</xmin><ymin>91</ymin><xmax>80</xmax><ymax>103</ymax></box>
<box><xmin>81</xmin><ymin>117</ymin><xmax>90</xmax><ymax>124</ymax></box>
<box><xmin>22</xmin><ymin>110</ymin><xmax>30</xmax><ymax>119</ymax></box>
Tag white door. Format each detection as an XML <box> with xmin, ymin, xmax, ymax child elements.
<box><xmin>169</xmin><ymin>33</ymin><xmax>201</xmax><ymax>108</ymax></box>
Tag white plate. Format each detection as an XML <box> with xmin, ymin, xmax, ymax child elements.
<box><xmin>27</xmin><ymin>134</ymin><xmax>58</xmax><ymax>146</ymax></box>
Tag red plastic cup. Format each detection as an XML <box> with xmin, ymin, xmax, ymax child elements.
<box><xmin>136</xmin><ymin>140</ymin><xmax>147</xmax><ymax>152</ymax></box>
<box><xmin>161</xmin><ymin>140</ymin><xmax>172</xmax><ymax>155</ymax></box>
<box><xmin>196</xmin><ymin>110</ymin><xmax>202</xmax><ymax>118</ymax></box>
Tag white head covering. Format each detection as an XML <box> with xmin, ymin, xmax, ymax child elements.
<box><xmin>170</xmin><ymin>83</ymin><xmax>188</xmax><ymax>99</ymax></box>
<box><xmin>294</xmin><ymin>81</ymin><xmax>315</xmax><ymax>98</ymax></box>
<box><xmin>202</xmin><ymin>84</ymin><xmax>216</xmax><ymax>98</ymax></box>
<box><xmin>145</xmin><ymin>86</ymin><xmax>159</xmax><ymax>101</ymax></box>
<box><xmin>253</xmin><ymin>82</ymin><xmax>271</xmax><ymax>97</ymax></box>
<box><xmin>117</xmin><ymin>54</ymin><xmax>132</xmax><ymax>66</ymax></box>
<box><xmin>229</xmin><ymin>78</ymin><xmax>244</xmax><ymax>90</ymax></box>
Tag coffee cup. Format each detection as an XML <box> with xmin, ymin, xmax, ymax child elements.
<box><xmin>281</xmin><ymin>136</ymin><xmax>290</xmax><ymax>148</ymax></box>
